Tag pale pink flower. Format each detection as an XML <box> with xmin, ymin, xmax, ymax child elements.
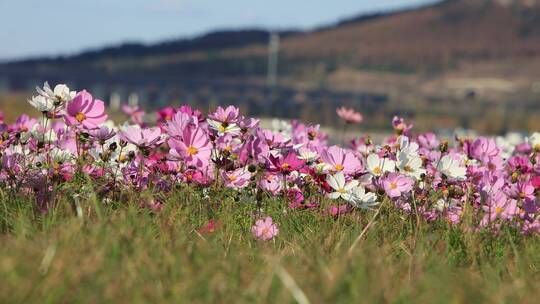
<box><xmin>222</xmin><ymin>167</ymin><xmax>251</xmax><ymax>189</ymax></box>
<box><xmin>122</xmin><ymin>104</ymin><xmax>145</xmax><ymax>125</ymax></box>
<box><xmin>209</xmin><ymin>105</ymin><xmax>240</xmax><ymax>123</ymax></box>
<box><xmin>120</xmin><ymin>126</ymin><xmax>162</xmax><ymax>149</ymax></box>
<box><xmin>320</xmin><ymin>145</ymin><xmax>362</xmax><ymax>175</ymax></box>
<box><xmin>251</xmin><ymin>217</ymin><xmax>279</xmax><ymax>241</ymax></box>
<box><xmin>336</xmin><ymin>107</ymin><xmax>363</xmax><ymax>124</ymax></box>
<box><xmin>258</xmin><ymin>173</ymin><xmax>283</xmax><ymax>195</ymax></box>
<box><xmin>382</xmin><ymin>173</ymin><xmax>414</xmax><ymax>198</ymax></box>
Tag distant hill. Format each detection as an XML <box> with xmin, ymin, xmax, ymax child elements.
<box><xmin>5</xmin><ymin>30</ymin><xmax>300</xmax><ymax>66</ymax></box>
<box><xmin>4</xmin><ymin>0</ymin><xmax>540</xmax><ymax>76</ymax></box>
<box><xmin>279</xmin><ymin>0</ymin><xmax>540</xmax><ymax>71</ymax></box>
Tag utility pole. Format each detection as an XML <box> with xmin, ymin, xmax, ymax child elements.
<box><xmin>267</xmin><ymin>32</ymin><xmax>280</xmax><ymax>88</ymax></box>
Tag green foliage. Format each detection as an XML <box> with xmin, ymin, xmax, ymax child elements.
<box><xmin>1</xmin><ymin>188</ymin><xmax>540</xmax><ymax>303</ymax></box>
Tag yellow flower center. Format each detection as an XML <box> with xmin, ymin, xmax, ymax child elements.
<box><xmin>338</xmin><ymin>188</ymin><xmax>346</xmax><ymax>193</ymax></box>
<box><xmin>403</xmin><ymin>165</ymin><xmax>413</xmax><ymax>172</ymax></box>
<box><xmin>373</xmin><ymin>166</ymin><xmax>382</xmax><ymax>175</ymax></box>
<box><xmin>75</xmin><ymin>112</ymin><xmax>86</xmax><ymax>122</ymax></box>
<box><xmin>228</xmin><ymin>175</ymin><xmax>237</xmax><ymax>182</ymax></box>
<box><xmin>218</xmin><ymin>124</ymin><xmax>226</xmax><ymax>133</ymax></box>
<box><xmin>495</xmin><ymin>207</ymin><xmax>503</xmax><ymax>214</ymax></box>
<box><xmin>281</xmin><ymin>163</ymin><xmax>290</xmax><ymax>170</ymax></box>
<box><xmin>334</xmin><ymin>164</ymin><xmax>344</xmax><ymax>171</ymax></box>
<box><xmin>118</xmin><ymin>154</ymin><xmax>127</xmax><ymax>162</ymax></box>
<box><xmin>390</xmin><ymin>182</ymin><xmax>398</xmax><ymax>190</ymax></box>
<box><xmin>186</xmin><ymin>146</ymin><xmax>198</xmax><ymax>156</ymax></box>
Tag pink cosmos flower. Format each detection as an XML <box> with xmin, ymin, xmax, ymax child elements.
<box><xmin>209</xmin><ymin>105</ymin><xmax>240</xmax><ymax>123</ymax></box>
<box><xmin>157</xmin><ymin>106</ymin><xmax>176</xmax><ymax>122</ymax></box>
<box><xmin>507</xmin><ymin>180</ymin><xmax>535</xmax><ymax>201</ymax></box>
<box><xmin>336</xmin><ymin>107</ymin><xmax>363</xmax><ymax>124</ymax></box>
<box><xmin>392</xmin><ymin>116</ymin><xmax>413</xmax><ymax>135</ymax></box>
<box><xmin>320</xmin><ymin>145</ymin><xmax>362</xmax><ymax>175</ymax></box>
<box><xmin>327</xmin><ymin>204</ymin><xmax>352</xmax><ymax>217</ymax></box>
<box><xmin>168</xmin><ymin>126</ymin><xmax>212</xmax><ymax>167</ymax></box>
<box><xmin>13</xmin><ymin>114</ymin><xmax>37</xmax><ymax>132</ymax></box>
<box><xmin>382</xmin><ymin>173</ymin><xmax>414</xmax><ymax>198</ymax></box>
<box><xmin>88</xmin><ymin>125</ymin><xmax>115</xmax><ymax>142</ymax></box>
<box><xmin>508</xmin><ymin>156</ymin><xmax>533</xmax><ymax>174</ymax></box>
<box><xmin>531</xmin><ymin>176</ymin><xmax>540</xmax><ymax>190</ymax></box>
<box><xmin>122</xmin><ymin>104</ymin><xmax>145</xmax><ymax>125</ymax></box>
<box><xmin>64</xmin><ymin>90</ymin><xmax>108</xmax><ymax>129</ymax></box>
<box><xmin>260</xmin><ymin>129</ymin><xmax>291</xmax><ymax>149</ymax></box>
<box><xmin>120</xmin><ymin>126</ymin><xmax>162</xmax><ymax>149</ymax></box>
<box><xmin>286</xmin><ymin>188</ymin><xmax>305</xmax><ymax>209</ymax></box>
<box><xmin>251</xmin><ymin>217</ymin><xmax>279</xmax><ymax>241</ymax></box>
<box><xmin>469</xmin><ymin>137</ymin><xmax>499</xmax><ymax>163</ymax></box>
<box><xmin>222</xmin><ymin>167</ymin><xmax>251</xmax><ymax>189</ymax></box>
<box><xmin>258</xmin><ymin>173</ymin><xmax>283</xmax><ymax>195</ymax></box>
<box><xmin>164</xmin><ymin>111</ymin><xmax>199</xmax><ymax>138</ymax></box>
<box><xmin>481</xmin><ymin>192</ymin><xmax>518</xmax><ymax>225</ymax></box>
<box><xmin>266</xmin><ymin>152</ymin><xmax>304</xmax><ymax>174</ymax></box>
<box><xmin>417</xmin><ymin>132</ymin><xmax>439</xmax><ymax>150</ymax></box>
<box><xmin>197</xmin><ymin>219</ymin><xmax>222</xmax><ymax>235</ymax></box>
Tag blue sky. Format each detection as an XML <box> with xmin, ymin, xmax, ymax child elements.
<box><xmin>0</xmin><ymin>0</ymin><xmax>437</xmax><ymax>60</ymax></box>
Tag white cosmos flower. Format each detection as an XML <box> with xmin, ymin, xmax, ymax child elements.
<box><xmin>298</xmin><ymin>149</ymin><xmax>319</xmax><ymax>162</ymax></box>
<box><xmin>527</xmin><ymin>132</ymin><xmax>540</xmax><ymax>151</ymax></box>
<box><xmin>207</xmin><ymin>119</ymin><xmax>241</xmax><ymax>136</ymax></box>
<box><xmin>437</xmin><ymin>154</ymin><xmax>467</xmax><ymax>180</ymax></box>
<box><xmin>366</xmin><ymin>153</ymin><xmax>395</xmax><ymax>176</ymax></box>
<box><xmin>326</xmin><ymin>172</ymin><xmax>359</xmax><ymax>200</ymax></box>
<box><xmin>433</xmin><ymin>198</ymin><xmax>459</xmax><ymax>212</ymax></box>
<box><xmin>397</xmin><ymin>136</ymin><xmax>419</xmax><ymax>155</ymax></box>
<box><xmin>271</xmin><ymin>119</ymin><xmax>292</xmax><ymax>138</ymax></box>
<box><xmin>348</xmin><ymin>186</ymin><xmax>379</xmax><ymax>209</ymax></box>
<box><xmin>36</xmin><ymin>82</ymin><xmax>76</xmax><ymax>105</ymax></box>
<box><xmin>28</xmin><ymin>95</ymin><xmax>54</xmax><ymax>112</ymax></box>
<box><xmin>396</xmin><ymin>152</ymin><xmax>425</xmax><ymax>180</ymax></box>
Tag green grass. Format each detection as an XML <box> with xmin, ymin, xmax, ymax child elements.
<box><xmin>1</xmin><ymin>184</ymin><xmax>540</xmax><ymax>303</ymax></box>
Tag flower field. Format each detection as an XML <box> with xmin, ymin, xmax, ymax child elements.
<box><xmin>1</xmin><ymin>83</ymin><xmax>540</xmax><ymax>302</ymax></box>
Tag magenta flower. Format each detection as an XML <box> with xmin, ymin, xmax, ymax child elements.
<box><xmin>251</xmin><ymin>217</ymin><xmax>279</xmax><ymax>241</ymax></box>
<box><xmin>64</xmin><ymin>90</ymin><xmax>107</xmax><ymax>129</ymax></box>
<box><xmin>266</xmin><ymin>151</ymin><xmax>304</xmax><ymax>174</ymax></box>
<box><xmin>382</xmin><ymin>173</ymin><xmax>414</xmax><ymax>198</ymax></box>
<box><xmin>168</xmin><ymin>126</ymin><xmax>212</xmax><ymax>167</ymax></box>
<box><xmin>336</xmin><ymin>107</ymin><xmax>363</xmax><ymax>124</ymax></box>
<box><xmin>157</xmin><ymin>106</ymin><xmax>176</xmax><ymax>122</ymax></box>
<box><xmin>120</xmin><ymin>126</ymin><xmax>162</xmax><ymax>149</ymax></box>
